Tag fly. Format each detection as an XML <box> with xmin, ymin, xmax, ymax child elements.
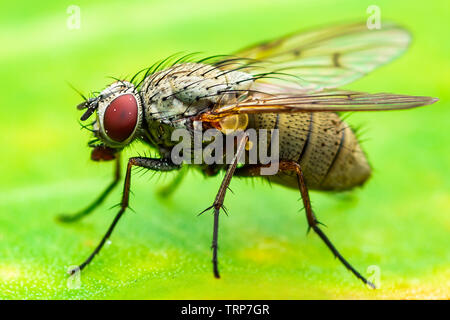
<box><xmin>59</xmin><ymin>22</ymin><xmax>439</xmax><ymax>288</ymax></box>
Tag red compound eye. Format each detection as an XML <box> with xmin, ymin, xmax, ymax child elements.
<box><xmin>104</xmin><ymin>94</ymin><xmax>138</xmax><ymax>142</ymax></box>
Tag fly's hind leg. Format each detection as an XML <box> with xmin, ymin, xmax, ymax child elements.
<box><xmin>236</xmin><ymin>161</ymin><xmax>375</xmax><ymax>288</ymax></box>
<box><xmin>281</xmin><ymin>161</ymin><xmax>375</xmax><ymax>288</ymax></box>
<box><xmin>58</xmin><ymin>155</ymin><xmax>121</xmax><ymax>223</ymax></box>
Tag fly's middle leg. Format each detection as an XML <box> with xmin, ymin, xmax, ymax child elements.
<box><xmin>157</xmin><ymin>166</ymin><xmax>187</xmax><ymax>199</ymax></box>
<box><xmin>58</xmin><ymin>154</ymin><xmax>122</xmax><ymax>223</ymax></box>
<box><xmin>200</xmin><ymin>134</ymin><xmax>248</xmax><ymax>278</ymax></box>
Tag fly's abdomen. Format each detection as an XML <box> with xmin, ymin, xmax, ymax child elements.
<box><xmin>247</xmin><ymin>112</ymin><xmax>371</xmax><ymax>191</ymax></box>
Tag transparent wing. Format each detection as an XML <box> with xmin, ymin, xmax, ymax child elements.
<box><xmin>217</xmin><ymin>22</ymin><xmax>411</xmax><ymax>92</ymax></box>
<box><xmin>200</xmin><ymin>91</ymin><xmax>438</xmax><ymax>120</ymax></box>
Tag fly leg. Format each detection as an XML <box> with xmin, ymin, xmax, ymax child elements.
<box><xmin>69</xmin><ymin>157</ymin><xmax>180</xmax><ymax>275</ymax></box>
<box><xmin>235</xmin><ymin>161</ymin><xmax>375</xmax><ymax>288</ymax></box>
<box><xmin>281</xmin><ymin>161</ymin><xmax>375</xmax><ymax>288</ymax></box>
<box><xmin>157</xmin><ymin>166</ymin><xmax>187</xmax><ymax>199</ymax></box>
<box><xmin>201</xmin><ymin>133</ymin><xmax>248</xmax><ymax>278</ymax></box>
<box><xmin>58</xmin><ymin>155</ymin><xmax>121</xmax><ymax>223</ymax></box>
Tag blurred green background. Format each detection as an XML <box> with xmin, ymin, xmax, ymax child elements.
<box><xmin>0</xmin><ymin>0</ymin><xmax>448</xmax><ymax>299</ymax></box>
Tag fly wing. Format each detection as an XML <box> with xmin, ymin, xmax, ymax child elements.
<box><xmin>217</xmin><ymin>22</ymin><xmax>411</xmax><ymax>92</ymax></box>
<box><xmin>204</xmin><ymin>91</ymin><xmax>438</xmax><ymax>118</ymax></box>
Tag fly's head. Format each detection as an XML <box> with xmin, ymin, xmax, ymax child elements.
<box><xmin>77</xmin><ymin>81</ymin><xmax>144</xmax><ymax>161</ymax></box>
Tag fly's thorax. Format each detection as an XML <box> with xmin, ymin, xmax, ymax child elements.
<box><xmin>93</xmin><ymin>81</ymin><xmax>144</xmax><ymax>148</ymax></box>
<box><xmin>140</xmin><ymin>62</ymin><xmax>253</xmax><ymax>127</ymax></box>
<box><xmin>145</xmin><ymin>119</ymin><xmax>180</xmax><ymax>149</ymax></box>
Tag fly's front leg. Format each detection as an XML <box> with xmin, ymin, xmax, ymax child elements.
<box><xmin>58</xmin><ymin>155</ymin><xmax>121</xmax><ymax>223</ymax></box>
<box><xmin>69</xmin><ymin>157</ymin><xmax>180</xmax><ymax>275</ymax></box>
<box><xmin>201</xmin><ymin>134</ymin><xmax>248</xmax><ymax>278</ymax></box>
